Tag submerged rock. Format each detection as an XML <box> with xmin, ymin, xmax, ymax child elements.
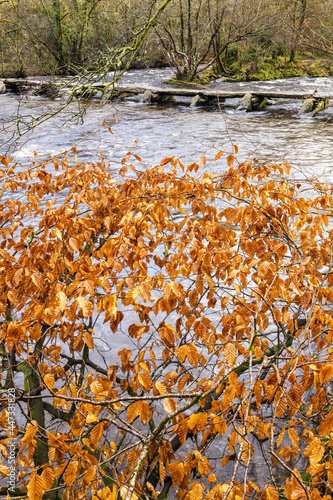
<box><xmin>256</xmin><ymin>97</ymin><xmax>268</xmax><ymax>110</ymax></box>
<box><xmin>190</xmin><ymin>94</ymin><xmax>219</xmax><ymax>107</ymax></box>
<box><xmin>143</xmin><ymin>90</ymin><xmax>175</xmax><ymax>104</ymax></box>
<box><xmin>142</xmin><ymin>90</ymin><xmax>159</xmax><ymax>103</ymax></box>
<box><xmin>32</xmin><ymin>82</ymin><xmax>59</xmax><ymax>98</ymax></box>
<box><xmin>299</xmin><ymin>98</ymin><xmax>315</xmax><ymax>114</ymax></box>
<box><xmin>190</xmin><ymin>94</ymin><xmax>207</xmax><ymax>107</ymax></box>
<box><xmin>237</xmin><ymin>93</ymin><xmax>253</xmax><ymax>111</ymax></box>
<box><xmin>237</xmin><ymin>93</ymin><xmax>267</xmax><ymax>111</ymax></box>
<box><xmin>310</xmin><ymin>97</ymin><xmax>329</xmax><ymax>116</ymax></box>
<box><xmin>299</xmin><ymin>96</ymin><xmax>329</xmax><ymax>116</ymax></box>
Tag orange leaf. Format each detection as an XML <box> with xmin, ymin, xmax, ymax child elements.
<box><xmin>57</xmin><ymin>291</ymin><xmax>68</xmax><ymax>311</ymax></box>
<box><xmin>160</xmin><ymin>156</ymin><xmax>173</xmax><ymax>166</ymax></box>
<box><xmin>127</xmin><ymin>400</ymin><xmax>151</xmax><ymax>424</ymax></box>
<box><xmin>125</xmin><ymin>286</ymin><xmax>139</xmax><ymax>304</ymax></box>
<box><xmin>68</xmin><ymin>237</ymin><xmax>80</xmax><ymax>253</ymax></box>
<box><xmin>288</xmin><ymin>428</ymin><xmax>299</xmax><ymax>448</ymax></box>
<box><xmin>155</xmin><ymin>382</ymin><xmax>167</xmax><ymax>395</ymax></box>
<box><xmin>76</xmin><ymin>296</ymin><xmax>94</xmax><ymax>317</ymax></box>
<box><xmin>84</xmin><ymin>331</ymin><xmax>94</xmax><ymax>349</ymax></box>
<box><xmin>257</xmin><ymin>261</ymin><xmax>271</xmax><ymax>278</ymax></box>
<box><xmin>84</xmin><ymin>466</ymin><xmax>96</xmax><ymax>482</ymax></box>
<box><xmin>304</xmin><ymin>438</ymin><xmax>325</xmax><ymax>464</ymax></box>
<box><xmin>224</xmin><ymin>343</ymin><xmax>236</xmax><ymax>368</ymax></box>
<box><xmin>138</xmin><ymin>372</ymin><xmax>151</xmax><ymax>391</ymax></box>
<box><xmin>227</xmin><ymin>154</ymin><xmax>235</xmax><ymax>167</ymax></box>
<box><xmin>93</xmin><ymin>486</ymin><xmax>117</xmax><ymax>500</ymax></box>
<box><xmin>176</xmin><ymin>419</ymin><xmax>188</xmax><ymax>444</ymax></box>
<box><xmin>189</xmin><ymin>482</ymin><xmax>204</xmax><ymax>500</ymax></box>
<box><xmin>163</xmin><ymin>397</ymin><xmax>178</xmax><ymax>414</ymax></box>
<box><xmin>188</xmin><ymin>413</ymin><xmax>207</xmax><ymax>433</ymax></box>
<box><xmin>265</xmin><ymin>484</ymin><xmax>279</xmax><ymax>500</ymax></box>
<box><xmin>28</xmin><ymin>471</ymin><xmax>45</xmax><ymax>500</ymax></box>
<box><xmin>64</xmin><ymin>461</ymin><xmax>79</xmax><ymax>487</ymax></box>
<box><xmin>21</xmin><ymin>421</ymin><xmax>38</xmax><ymax>451</ymax></box>
<box><xmin>43</xmin><ymin>373</ymin><xmax>55</xmax><ymax>390</ymax></box>
<box><xmin>276</xmin><ymin>427</ymin><xmax>285</xmax><ymax>448</ymax></box>
<box><xmin>91</xmin><ymin>422</ymin><xmax>105</xmax><ymax>448</ymax></box>
<box><xmin>319</xmin><ymin>407</ymin><xmax>333</xmax><ymax>436</ymax></box>
<box><xmin>214</xmin><ymin>150</ymin><xmax>225</xmax><ymax>160</ymax></box>
<box><xmin>41</xmin><ymin>468</ymin><xmax>55</xmax><ymax>491</ymax></box>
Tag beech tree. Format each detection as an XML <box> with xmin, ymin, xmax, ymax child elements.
<box><xmin>0</xmin><ymin>147</ymin><xmax>333</xmax><ymax>500</ymax></box>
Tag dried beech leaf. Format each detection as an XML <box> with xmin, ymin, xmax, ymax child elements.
<box><xmin>163</xmin><ymin>397</ymin><xmax>177</xmax><ymax>414</ymax></box>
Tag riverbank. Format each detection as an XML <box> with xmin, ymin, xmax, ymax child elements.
<box><xmin>222</xmin><ymin>55</ymin><xmax>333</xmax><ymax>82</ymax></box>
<box><xmin>164</xmin><ymin>56</ymin><xmax>333</xmax><ymax>86</ymax></box>
<box><xmin>2</xmin><ymin>53</ymin><xmax>332</xmax><ymax>87</ymax></box>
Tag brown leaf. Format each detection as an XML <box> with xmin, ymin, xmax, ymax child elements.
<box><xmin>138</xmin><ymin>372</ymin><xmax>151</xmax><ymax>391</ymax></box>
<box><xmin>319</xmin><ymin>407</ymin><xmax>333</xmax><ymax>436</ymax></box>
<box><xmin>28</xmin><ymin>471</ymin><xmax>45</xmax><ymax>500</ymax></box>
<box><xmin>265</xmin><ymin>484</ymin><xmax>279</xmax><ymax>500</ymax></box>
<box><xmin>304</xmin><ymin>438</ymin><xmax>325</xmax><ymax>464</ymax></box>
<box><xmin>91</xmin><ymin>422</ymin><xmax>105</xmax><ymax>448</ymax></box>
<box><xmin>41</xmin><ymin>468</ymin><xmax>55</xmax><ymax>491</ymax></box>
<box><xmin>224</xmin><ymin>343</ymin><xmax>236</xmax><ymax>368</ymax></box>
<box><xmin>64</xmin><ymin>460</ymin><xmax>79</xmax><ymax>487</ymax></box>
<box><xmin>163</xmin><ymin>397</ymin><xmax>178</xmax><ymax>414</ymax></box>
<box><xmin>160</xmin><ymin>156</ymin><xmax>174</xmax><ymax>166</ymax></box>
<box><xmin>276</xmin><ymin>427</ymin><xmax>285</xmax><ymax>448</ymax></box>
<box><xmin>288</xmin><ymin>428</ymin><xmax>299</xmax><ymax>448</ymax></box>
<box><xmin>76</xmin><ymin>296</ymin><xmax>93</xmax><ymax>317</ymax></box>
<box><xmin>176</xmin><ymin>419</ymin><xmax>188</xmax><ymax>444</ymax></box>
<box><xmin>275</xmin><ymin>394</ymin><xmax>287</xmax><ymax>418</ymax></box>
<box><xmin>84</xmin><ymin>330</ymin><xmax>94</xmax><ymax>350</ymax></box>
<box><xmin>214</xmin><ymin>150</ymin><xmax>225</xmax><ymax>161</ymax></box>
<box><xmin>257</xmin><ymin>261</ymin><xmax>271</xmax><ymax>278</ymax></box>
<box><xmin>227</xmin><ymin>154</ymin><xmax>235</xmax><ymax>167</ymax></box>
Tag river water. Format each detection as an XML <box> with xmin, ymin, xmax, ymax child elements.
<box><xmin>1</xmin><ymin>68</ymin><xmax>333</xmax><ymax>182</ymax></box>
<box><xmin>0</xmin><ymin>68</ymin><xmax>332</xmax><ymax>491</ymax></box>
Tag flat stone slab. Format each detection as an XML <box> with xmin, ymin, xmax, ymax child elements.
<box><xmin>108</xmin><ymin>84</ymin><xmax>333</xmax><ymax>100</ymax></box>
<box><xmin>5</xmin><ymin>79</ymin><xmax>333</xmax><ymax>100</ymax></box>
<box><xmin>3</xmin><ymin>79</ymin><xmax>333</xmax><ymax>111</ymax></box>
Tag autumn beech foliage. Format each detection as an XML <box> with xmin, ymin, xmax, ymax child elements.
<box><xmin>1</xmin><ymin>149</ymin><xmax>333</xmax><ymax>500</ymax></box>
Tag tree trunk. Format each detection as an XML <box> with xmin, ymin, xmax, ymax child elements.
<box><xmin>52</xmin><ymin>0</ymin><xmax>66</xmax><ymax>70</ymax></box>
<box><xmin>290</xmin><ymin>0</ymin><xmax>307</xmax><ymax>62</ymax></box>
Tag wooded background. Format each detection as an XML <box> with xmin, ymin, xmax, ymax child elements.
<box><xmin>0</xmin><ymin>0</ymin><xmax>332</xmax><ymax>80</ymax></box>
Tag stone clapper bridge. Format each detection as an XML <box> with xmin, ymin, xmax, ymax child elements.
<box><xmin>2</xmin><ymin>78</ymin><xmax>332</xmax><ymax>115</ymax></box>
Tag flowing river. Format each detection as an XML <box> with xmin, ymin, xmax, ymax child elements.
<box><xmin>1</xmin><ymin>68</ymin><xmax>333</xmax><ymax>491</ymax></box>
<box><xmin>1</xmin><ymin>68</ymin><xmax>333</xmax><ymax>181</ymax></box>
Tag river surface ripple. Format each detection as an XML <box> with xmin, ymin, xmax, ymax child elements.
<box><xmin>0</xmin><ymin>68</ymin><xmax>333</xmax><ymax>183</ymax></box>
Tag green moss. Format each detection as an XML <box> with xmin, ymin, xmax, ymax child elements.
<box><xmin>208</xmin><ymin>53</ymin><xmax>332</xmax><ymax>82</ymax></box>
<box><xmin>301</xmin><ymin>472</ymin><xmax>312</xmax><ymax>487</ymax></box>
